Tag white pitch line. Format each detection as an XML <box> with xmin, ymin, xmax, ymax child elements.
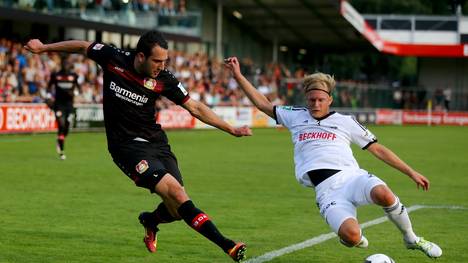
<box><xmin>246</xmin><ymin>205</ymin><xmax>467</xmax><ymax>263</ymax></box>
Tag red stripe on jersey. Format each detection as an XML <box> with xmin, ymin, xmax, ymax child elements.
<box><xmin>191</xmin><ymin>213</ymin><xmax>210</xmax><ymax>230</ymax></box>
<box><xmin>106</xmin><ymin>63</ymin><xmax>165</xmax><ymax>93</ymax></box>
<box><xmin>154</xmin><ymin>82</ymin><xmax>164</xmax><ymax>92</ymax></box>
<box><xmin>107</xmin><ymin>63</ymin><xmax>134</xmax><ymax>83</ymax></box>
<box><xmin>106</xmin><ymin>63</ymin><xmax>146</xmax><ymax>87</ymax></box>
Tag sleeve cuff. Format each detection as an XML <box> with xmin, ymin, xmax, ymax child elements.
<box><xmin>86</xmin><ymin>42</ymin><xmax>97</xmax><ymax>56</ymax></box>
<box><xmin>273</xmin><ymin>105</ymin><xmax>279</xmax><ymax>124</ymax></box>
<box><xmin>362</xmin><ymin>139</ymin><xmax>378</xmax><ymax>150</ymax></box>
<box><xmin>180</xmin><ymin>95</ymin><xmax>190</xmax><ymax>105</ymax></box>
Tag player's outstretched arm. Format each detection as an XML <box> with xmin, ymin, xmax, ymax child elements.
<box><xmin>224</xmin><ymin>57</ymin><xmax>275</xmax><ymax>118</ymax></box>
<box><xmin>24</xmin><ymin>39</ymin><xmax>92</xmax><ymax>56</ymax></box>
<box><xmin>182</xmin><ymin>98</ymin><xmax>252</xmax><ymax>137</ymax></box>
<box><xmin>367</xmin><ymin>142</ymin><xmax>430</xmax><ymax>191</ymax></box>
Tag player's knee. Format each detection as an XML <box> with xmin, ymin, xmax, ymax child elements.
<box><xmin>338</xmin><ymin>218</ymin><xmax>362</xmax><ymax>247</ymax></box>
<box><xmin>339</xmin><ymin>228</ymin><xmax>362</xmax><ymax>247</ymax></box>
<box><xmin>167</xmin><ymin>185</ymin><xmax>189</xmax><ymax>204</ymax></box>
<box><xmin>371</xmin><ymin>185</ymin><xmax>395</xmax><ymax>207</ymax></box>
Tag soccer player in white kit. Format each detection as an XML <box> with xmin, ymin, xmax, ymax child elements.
<box><xmin>224</xmin><ymin>57</ymin><xmax>442</xmax><ymax>259</ymax></box>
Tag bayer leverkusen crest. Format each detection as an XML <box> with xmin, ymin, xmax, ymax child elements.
<box><xmin>144</xmin><ymin>78</ymin><xmax>157</xmax><ymax>90</ymax></box>
<box><xmin>136</xmin><ymin>160</ymin><xmax>149</xmax><ymax>174</ymax></box>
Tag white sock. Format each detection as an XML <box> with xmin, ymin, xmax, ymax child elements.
<box><xmin>383</xmin><ymin>197</ymin><xmax>418</xmax><ymax>243</ymax></box>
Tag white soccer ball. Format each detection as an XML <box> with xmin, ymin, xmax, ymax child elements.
<box><xmin>364</xmin><ymin>254</ymin><xmax>395</xmax><ymax>263</ymax></box>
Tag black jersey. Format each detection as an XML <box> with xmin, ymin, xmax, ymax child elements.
<box><xmin>86</xmin><ymin>42</ymin><xmax>190</xmax><ymax>149</ymax></box>
<box><xmin>49</xmin><ymin>70</ymin><xmax>79</xmax><ymax>107</ymax></box>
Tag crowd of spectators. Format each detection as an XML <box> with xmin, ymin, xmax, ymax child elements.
<box><xmin>0</xmin><ymin>37</ymin><xmax>286</xmax><ymax>109</ymax></box>
<box><xmin>1</xmin><ymin>36</ymin><xmax>455</xmax><ymax>111</ymax></box>
<box><xmin>2</xmin><ymin>0</ymin><xmax>195</xmax><ymax>31</ymax></box>
<box><xmin>0</xmin><ymin>38</ymin><xmax>103</xmax><ymax>104</ymax></box>
<box><xmin>5</xmin><ymin>0</ymin><xmax>187</xmax><ymax>15</ymax></box>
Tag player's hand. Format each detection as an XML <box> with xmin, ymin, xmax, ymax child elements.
<box><xmin>231</xmin><ymin>125</ymin><xmax>252</xmax><ymax>137</ymax></box>
<box><xmin>223</xmin><ymin>57</ymin><xmax>241</xmax><ymax>77</ymax></box>
<box><xmin>24</xmin><ymin>39</ymin><xmax>45</xmax><ymax>54</ymax></box>
<box><xmin>409</xmin><ymin>171</ymin><xmax>430</xmax><ymax>191</ymax></box>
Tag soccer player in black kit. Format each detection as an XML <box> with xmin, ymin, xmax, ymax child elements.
<box><xmin>48</xmin><ymin>56</ymin><xmax>79</xmax><ymax>160</ymax></box>
<box><xmin>24</xmin><ymin>31</ymin><xmax>251</xmax><ymax>262</ymax></box>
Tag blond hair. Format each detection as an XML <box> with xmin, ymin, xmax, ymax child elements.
<box><xmin>303</xmin><ymin>72</ymin><xmax>336</xmax><ymax>95</ymax></box>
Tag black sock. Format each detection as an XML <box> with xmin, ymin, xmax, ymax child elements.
<box><xmin>177</xmin><ymin>200</ymin><xmax>235</xmax><ymax>252</ymax></box>
<box><xmin>151</xmin><ymin>202</ymin><xmax>178</xmax><ymax>225</ymax></box>
<box><xmin>57</xmin><ymin>137</ymin><xmax>64</xmax><ymax>152</ymax></box>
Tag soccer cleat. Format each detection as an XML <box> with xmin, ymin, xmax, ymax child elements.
<box><xmin>59</xmin><ymin>153</ymin><xmax>66</xmax><ymax>160</ymax></box>
<box><xmin>227</xmin><ymin>242</ymin><xmax>247</xmax><ymax>262</ymax></box>
<box><xmin>138</xmin><ymin>212</ymin><xmax>159</xmax><ymax>253</ymax></box>
<box><xmin>356</xmin><ymin>235</ymin><xmax>369</xmax><ymax>248</ymax></box>
<box><xmin>405</xmin><ymin>237</ymin><xmax>442</xmax><ymax>258</ymax></box>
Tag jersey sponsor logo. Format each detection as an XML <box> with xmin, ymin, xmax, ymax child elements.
<box><xmin>57</xmin><ymin>82</ymin><xmax>74</xmax><ymax>89</ymax></box>
<box><xmin>135</xmin><ymin>160</ymin><xmax>149</xmax><ymax>174</ymax></box>
<box><xmin>144</xmin><ymin>78</ymin><xmax>157</xmax><ymax>90</ymax></box>
<box><xmin>298</xmin><ymin>131</ymin><xmax>337</xmax><ymax>141</ymax></box>
<box><xmin>109</xmin><ymin>81</ymin><xmax>148</xmax><ymax>106</ymax></box>
<box><xmin>177</xmin><ymin>82</ymin><xmax>188</xmax><ymax>95</ymax></box>
<box><xmin>93</xmin><ymin>43</ymin><xmax>104</xmax><ymax>50</ymax></box>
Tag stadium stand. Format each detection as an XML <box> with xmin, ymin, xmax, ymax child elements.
<box><xmin>0</xmin><ymin>36</ymin><xmax>288</xmax><ymax>107</ymax></box>
<box><xmin>0</xmin><ymin>0</ymin><xmax>467</xmax><ymax>112</ymax></box>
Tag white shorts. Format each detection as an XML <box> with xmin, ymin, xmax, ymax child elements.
<box><xmin>314</xmin><ymin>169</ymin><xmax>386</xmax><ymax>233</ymax></box>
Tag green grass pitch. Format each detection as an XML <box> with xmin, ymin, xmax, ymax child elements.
<box><xmin>1</xmin><ymin>126</ymin><xmax>467</xmax><ymax>262</ymax></box>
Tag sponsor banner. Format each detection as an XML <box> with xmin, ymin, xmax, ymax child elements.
<box><xmin>252</xmin><ymin>108</ymin><xmax>271</xmax><ymax>128</ymax></box>
<box><xmin>440</xmin><ymin>112</ymin><xmax>468</xmax><ymax>125</ymax></box>
<box><xmin>376</xmin><ymin>109</ymin><xmax>403</xmax><ymax>125</ymax></box>
<box><xmin>376</xmin><ymin>109</ymin><xmax>468</xmax><ymax>126</ymax></box>
<box><xmin>236</xmin><ymin>107</ymin><xmax>253</xmax><ymax>126</ymax></box>
<box><xmin>74</xmin><ymin>104</ymin><xmax>105</xmax><ymax>130</ymax></box>
<box><xmin>0</xmin><ymin>103</ymin><xmax>56</xmax><ymax>133</ymax></box>
<box><xmin>157</xmin><ymin>105</ymin><xmax>195</xmax><ymax>129</ymax></box>
<box><xmin>194</xmin><ymin>107</ymin><xmax>259</xmax><ymax>129</ymax></box>
<box><xmin>403</xmin><ymin>111</ymin><xmax>468</xmax><ymax>125</ymax></box>
<box><xmin>194</xmin><ymin>107</ymin><xmax>238</xmax><ymax>129</ymax></box>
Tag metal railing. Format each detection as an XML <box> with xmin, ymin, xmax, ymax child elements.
<box><xmin>364</xmin><ymin>14</ymin><xmax>459</xmax><ymax>31</ymax></box>
<box><xmin>280</xmin><ymin>78</ymin><xmax>468</xmax><ymax>111</ymax></box>
<box><xmin>0</xmin><ymin>2</ymin><xmax>202</xmax><ymax>37</ymax></box>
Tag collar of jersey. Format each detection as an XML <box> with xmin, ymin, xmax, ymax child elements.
<box><xmin>312</xmin><ymin>111</ymin><xmax>336</xmax><ymax>121</ymax></box>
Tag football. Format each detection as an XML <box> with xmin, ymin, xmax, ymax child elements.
<box><xmin>364</xmin><ymin>254</ymin><xmax>395</xmax><ymax>263</ymax></box>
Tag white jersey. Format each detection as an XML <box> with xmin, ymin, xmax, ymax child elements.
<box><xmin>274</xmin><ymin>106</ymin><xmax>377</xmax><ymax>187</ymax></box>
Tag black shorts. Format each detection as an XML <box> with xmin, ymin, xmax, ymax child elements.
<box><xmin>54</xmin><ymin>104</ymin><xmax>74</xmax><ymax>116</ymax></box>
<box><xmin>110</xmin><ymin>140</ymin><xmax>183</xmax><ymax>193</ymax></box>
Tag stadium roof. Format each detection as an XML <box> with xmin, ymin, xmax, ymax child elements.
<box><xmin>211</xmin><ymin>0</ymin><xmax>372</xmax><ymax>52</ymax></box>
